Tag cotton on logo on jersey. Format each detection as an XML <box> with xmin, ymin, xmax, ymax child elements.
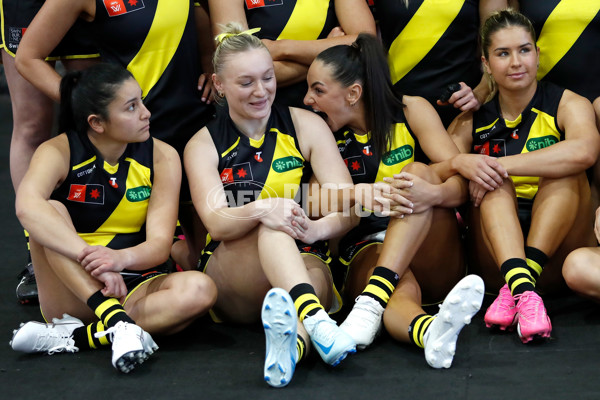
<box><xmin>103</xmin><ymin>0</ymin><xmax>145</xmax><ymax>17</ymax></box>
<box><xmin>67</xmin><ymin>184</ymin><xmax>105</xmax><ymax>204</ymax></box>
<box><xmin>245</xmin><ymin>0</ymin><xmax>283</xmax><ymax>9</ymax></box>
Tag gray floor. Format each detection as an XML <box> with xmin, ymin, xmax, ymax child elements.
<box><xmin>0</xmin><ymin>91</ymin><xmax>599</xmax><ymax>400</ymax></box>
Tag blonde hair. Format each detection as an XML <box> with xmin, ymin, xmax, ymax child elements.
<box><xmin>212</xmin><ymin>22</ymin><xmax>267</xmax><ymax>75</ymax></box>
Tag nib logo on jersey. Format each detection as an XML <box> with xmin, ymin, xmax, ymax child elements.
<box><xmin>103</xmin><ymin>0</ymin><xmax>145</xmax><ymax>17</ymax></box>
<box><xmin>67</xmin><ymin>184</ymin><xmax>105</xmax><ymax>205</ymax></box>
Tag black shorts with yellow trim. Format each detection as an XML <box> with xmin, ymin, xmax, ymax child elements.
<box><xmin>198</xmin><ymin>238</ymin><xmax>332</xmax><ymax>272</ymax></box>
<box><xmin>121</xmin><ymin>264</ymin><xmax>170</xmax><ymax>306</ymax></box>
<box><xmin>0</xmin><ymin>0</ymin><xmax>99</xmax><ymax>59</ymax></box>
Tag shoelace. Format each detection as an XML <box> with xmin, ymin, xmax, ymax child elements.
<box><xmin>514</xmin><ymin>292</ymin><xmax>543</xmax><ymax>322</ymax></box>
<box><xmin>94</xmin><ymin>322</ymin><xmax>124</xmax><ymax>341</ymax></box>
<box><xmin>494</xmin><ymin>286</ymin><xmax>516</xmax><ymax>311</ymax></box>
<box><xmin>34</xmin><ymin>331</ymin><xmax>77</xmax><ymax>354</ymax></box>
<box><xmin>346</xmin><ymin>298</ymin><xmax>382</xmax><ymax>328</ymax></box>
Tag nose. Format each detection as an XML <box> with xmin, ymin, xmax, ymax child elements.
<box><xmin>509</xmin><ymin>51</ymin><xmax>521</xmax><ymax>67</ymax></box>
<box><xmin>303</xmin><ymin>91</ymin><xmax>314</xmax><ymax>106</ymax></box>
<box><xmin>140</xmin><ymin>102</ymin><xmax>151</xmax><ymax>120</ymax></box>
<box><xmin>254</xmin><ymin>80</ymin><xmax>266</xmax><ymax>97</ymax></box>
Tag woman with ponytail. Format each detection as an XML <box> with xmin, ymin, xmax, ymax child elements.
<box><xmin>303</xmin><ymin>33</ymin><xmax>484</xmax><ymax>369</ymax></box>
<box><xmin>10</xmin><ymin>63</ymin><xmax>217</xmax><ymax>373</ymax></box>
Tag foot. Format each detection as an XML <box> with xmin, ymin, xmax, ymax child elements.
<box><xmin>423</xmin><ymin>275</ymin><xmax>485</xmax><ymax>369</ymax></box>
<box><xmin>261</xmin><ymin>288</ymin><xmax>298</xmax><ymax>388</ymax></box>
<box><xmin>514</xmin><ymin>291</ymin><xmax>552</xmax><ymax>343</ymax></box>
<box><xmin>10</xmin><ymin>314</ymin><xmax>83</xmax><ymax>354</ymax></box>
<box><xmin>484</xmin><ymin>284</ymin><xmax>517</xmax><ymax>330</ymax></box>
<box><xmin>302</xmin><ymin>309</ymin><xmax>356</xmax><ymax>367</ymax></box>
<box><xmin>16</xmin><ymin>263</ymin><xmax>39</xmax><ymax>305</ymax></box>
<box><xmin>339</xmin><ymin>295</ymin><xmax>384</xmax><ymax>350</ymax></box>
<box><xmin>96</xmin><ymin>321</ymin><xmax>158</xmax><ymax>373</ymax></box>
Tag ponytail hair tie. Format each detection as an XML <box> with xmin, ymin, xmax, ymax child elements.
<box><xmin>215</xmin><ymin>27</ymin><xmax>261</xmax><ymax>45</ymax></box>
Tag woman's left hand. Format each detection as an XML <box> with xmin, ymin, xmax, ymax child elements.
<box><xmin>197</xmin><ymin>72</ymin><xmax>215</xmax><ymax>104</ymax></box>
<box><xmin>78</xmin><ymin>245</ymin><xmax>127</xmax><ymax>277</ymax></box>
<box><xmin>384</xmin><ymin>172</ymin><xmax>440</xmax><ymax>215</ymax></box>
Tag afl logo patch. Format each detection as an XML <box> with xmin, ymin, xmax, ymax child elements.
<box><xmin>245</xmin><ymin>0</ymin><xmax>283</xmax><ymax>10</ymax></box>
<box><xmin>103</xmin><ymin>0</ymin><xmax>145</xmax><ymax>17</ymax></box>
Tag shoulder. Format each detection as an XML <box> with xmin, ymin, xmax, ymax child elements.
<box><xmin>37</xmin><ymin>133</ymin><xmax>71</xmax><ymax>160</ymax></box>
<box><xmin>556</xmin><ymin>89</ymin><xmax>595</xmax><ymax>131</ymax></box>
<box><xmin>152</xmin><ymin>138</ymin><xmax>179</xmax><ymax>164</ymax></box>
<box><xmin>402</xmin><ymin>95</ymin><xmax>437</xmax><ymax>118</ymax></box>
<box><xmin>289</xmin><ymin>106</ymin><xmax>330</xmax><ymax>133</ymax></box>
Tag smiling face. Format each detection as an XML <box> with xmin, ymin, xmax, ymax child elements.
<box><xmin>98</xmin><ymin>77</ymin><xmax>151</xmax><ymax>143</ymax></box>
<box><xmin>214</xmin><ymin>47</ymin><xmax>276</xmax><ymax>124</ymax></box>
<box><xmin>304</xmin><ymin>60</ymin><xmax>359</xmax><ymax>133</ymax></box>
<box><xmin>483</xmin><ymin>26</ymin><xmax>539</xmax><ymax>93</ymax></box>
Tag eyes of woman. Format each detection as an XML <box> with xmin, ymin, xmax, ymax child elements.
<box><xmin>239</xmin><ymin>75</ymin><xmax>274</xmax><ymax>87</ymax></box>
<box><xmin>496</xmin><ymin>46</ymin><xmax>532</xmax><ymax>57</ymax></box>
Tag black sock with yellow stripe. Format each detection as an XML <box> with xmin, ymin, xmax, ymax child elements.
<box><xmin>408</xmin><ymin>314</ymin><xmax>435</xmax><ymax>349</ymax></box>
<box><xmin>501</xmin><ymin>258</ymin><xmax>535</xmax><ymax>296</ymax></box>
<box><xmin>362</xmin><ymin>266</ymin><xmax>400</xmax><ymax>308</ymax></box>
<box><xmin>24</xmin><ymin>230</ymin><xmax>31</xmax><ymax>263</ymax></box>
<box><xmin>87</xmin><ymin>290</ymin><xmax>135</xmax><ymax>328</ymax></box>
<box><xmin>296</xmin><ymin>335</ymin><xmax>306</xmax><ymax>362</ymax></box>
<box><xmin>289</xmin><ymin>283</ymin><xmax>325</xmax><ymax>322</ymax></box>
<box><xmin>525</xmin><ymin>246</ymin><xmax>547</xmax><ymax>285</ymax></box>
<box><xmin>71</xmin><ymin>321</ymin><xmax>111</xmax><ymax>350</ymax></box>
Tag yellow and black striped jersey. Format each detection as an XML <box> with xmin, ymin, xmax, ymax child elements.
<box><xmin>51</xmin><ymin>131</ymin><xmax>154</xmax><ymax>249</ymax></box>
<box><xmin>90</xmin><ymin>0</ymin><xmax>213</xmax><ymax>155</ymax></box>
<box><xmin>520</xmin><ymin>0</ymin><xmax>600</xmax><ymax>102</ymax></box>
<box><xmin>472</xmin><ymin>81</ymin><xmax>565</xmax><ymax>199</ymax></box>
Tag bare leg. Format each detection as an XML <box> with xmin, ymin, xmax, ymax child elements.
<box><xmin>563</xmin><ymin>247</ymin><xmax>600</xmax><ymax>301</ymax></box>
<box><xmin>123</xmin><ymin>271</ymin><xmax>217</xmax><ymax>335</ymax></box>
<box><xmin>3</xmin><ymin>51</ymin><xmax>54</xmax><ymax>191</ymax></box>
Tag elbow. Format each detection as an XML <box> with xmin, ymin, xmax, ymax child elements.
<box><xmin>14</xmin><ymin>54</ymin><xmax>28</xmax><ymax>78</ymax></box>
<box><xmin>15</xmin><ymin>199</ymin><xmax>32</xmax><ymax>230</ymax></box>
<box><xmin>580</xmin><ymin>142</ymin><xmax>600</xmax><ymax>170</ymax></box>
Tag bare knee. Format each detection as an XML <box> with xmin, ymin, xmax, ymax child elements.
<box><xmin>401</xmin><ymin>162</ymin><xmax>439</xmax><ymax>183</ymax></box>
<box><xmin>563</xmin><ymin>249</ymin><xmax>592</xmax><ymax>290</ymax></box>
<box><xmin>172</xmin><ymin>272</ymin><xmax>217</xmax><ymax>316</ymax></box>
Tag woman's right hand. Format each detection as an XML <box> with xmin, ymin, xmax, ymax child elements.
<box><xmin>453</xmin><ymin>153</ymin><xmax>508</xmax><ymax>191</ymax></box>
<box><xmin>95</xmin><ymin>271</ymin><xmax>127</xmax><ymax>298</ymax></box>
<box><xmin>257</xmin><ymin>197</ymin><xmax>308</xmax><ymax>239</ymax></box>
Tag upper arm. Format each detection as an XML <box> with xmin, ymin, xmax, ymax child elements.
<box><xmin>558</xmin><ymin>91</ymin><xmax>600</xmax><ymax>153</ymax></box>
<box><xmin>208</xmin><ymin>0</ymin><xmax>248</xmax><ymax>38</ymax></box>
<box><xmin>403</xmin><ymin>96</ymin><xmax>460</xmax><ymax>162</ymax></box>
<box><xmin>447</xmin><ymin>111</ymin><xmax>475</xmax><ymax>153</ymax></box>
<box><xmin>17</xmin><ymin>137</ymin><xmax>69</xmax><ymax>210</ymax></box>
<box><xmin>335</xmin><ymin>0</ymin><xmax>376</xmax><ymax>35</ymax></box>
<box><xmin>291</xmin><ymin>107</ymin><xmax>352</xmax><ymax>186</ymax></box>
<box><xmin>17</xmin><ymin>0</ymin><xmax>92</xmax><ymax>62</ymax></box>
<box><xmin>184</xmin><ymin>128</ymin><xmax>230</xmax><ymax>225</ymax></box>
<box><xmin>145</xmin><ymin>140</ymin><xmax>181</xmax><ymax>244</ymax></box>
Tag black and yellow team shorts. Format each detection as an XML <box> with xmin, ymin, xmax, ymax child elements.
<box><xmin>121</xmin><ymin>264</ymin><xmax>170</xmax><ymax>306</ymax></box>
<box><xmin>1</xmin><ymin>0</ymin><xmax>98</xmax><ymax>59</ymax></box>
<box><xmin>198</xmin><ymin>239</ymin><xmax>332</xmax><ymax>273</ymax></box>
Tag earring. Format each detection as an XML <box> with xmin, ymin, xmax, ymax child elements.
<box><xmin>218</xmin><ymin>91</ymin><xmax>225</xmax><ymax>98</ymax></box>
